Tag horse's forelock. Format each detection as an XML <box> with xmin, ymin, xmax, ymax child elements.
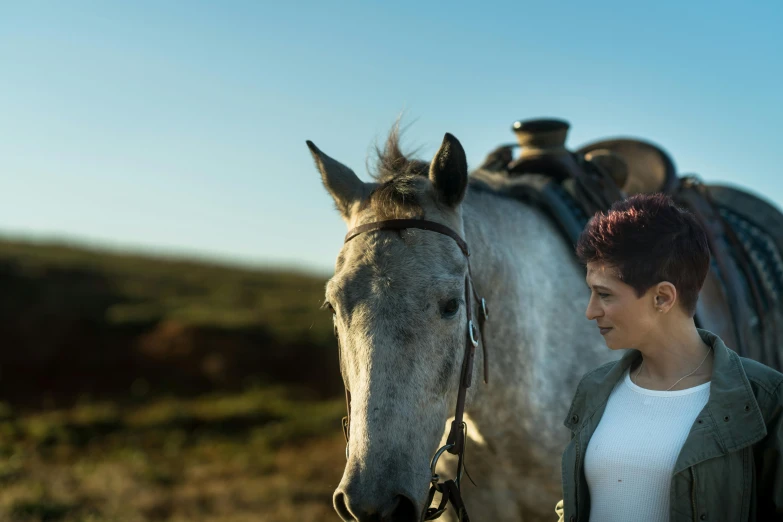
<box><xmin>372</xmin><ymin>125</ymin><xmax>430</xmax><ymax>183</ymax></box>
<box><xmin>358</xmin><ymin>127</ymin><xmax>433</xmax><ymax>219</ymax></box>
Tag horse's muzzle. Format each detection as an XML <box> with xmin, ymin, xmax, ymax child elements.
<box><xmin>334</xmin><ymin>489</ymin><xmax>419</xmax><ymax>522</ymax></box>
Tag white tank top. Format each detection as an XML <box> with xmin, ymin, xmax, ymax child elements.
<box><xmin>584</xmin><ymin>367</ymin><xmax>710</xmax><ymax>522</ymax></box>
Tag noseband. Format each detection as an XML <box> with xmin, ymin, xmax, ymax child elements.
<box><xmin>336</xmin><ymin>218</ymin><xmax>489</xmax><ymax>522</ymax></box>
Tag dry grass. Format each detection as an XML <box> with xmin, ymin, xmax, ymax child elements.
<box><xmin>0</xmin><ymin>389</ymin><xmax>347</xmax><ymax>521</ymax></box>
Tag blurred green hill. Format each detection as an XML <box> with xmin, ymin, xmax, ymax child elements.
<box><xmin>0</xmin><ymin>238</ymin><xmax>347</xmax><ymax>521</ymax></box>
<box><xmin>0</xmin><ymin>237</ymin><xmax>341</xmax><ymax>407</ymax></box>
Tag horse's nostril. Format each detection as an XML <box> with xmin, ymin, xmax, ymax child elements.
<box><xmin>389</xmin><ymin>494</ymin><xmax>417</xmax><ymax>522</ymax></box>
<box><xmin>333</xmin><ymin>490</ymin><xmax>417</xmax><ymax>522</ymax></box>
<box><xmin>334</xmin><ymin>491</ymin><xmax>354</xmax><ymax>521</ymax></box>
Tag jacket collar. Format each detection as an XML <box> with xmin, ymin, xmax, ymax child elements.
<box><xmin>563</xmin><ymin>328</ymin><xmax>767</xmax><ymax>467</ymax></box>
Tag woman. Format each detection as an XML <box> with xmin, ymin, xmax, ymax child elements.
<box><xmin>555</xmin><ymin>193</ymin><xmax>783</xmax><ymax>521</ymax></box>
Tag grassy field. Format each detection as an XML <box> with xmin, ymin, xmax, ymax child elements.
<box><xmin>0</xmin><ymin>386</ymin><xmax>347</xmax><ymax>522</ymax></box>
<box><xmin>0</xmin><ymin>237</ymin><xmax>347</xmax><ymax>521</ymax></box>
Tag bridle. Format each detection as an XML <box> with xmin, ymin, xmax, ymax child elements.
<box><xmin>335</xmin><ymin>218</ymin><xmax>489</xmax><ymax>522</ymax></box>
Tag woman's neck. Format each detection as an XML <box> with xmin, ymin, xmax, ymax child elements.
<box><xmin>632</xmin><ymin>323</ymin><xmax>714</xmax><ymax>390</ymax></box>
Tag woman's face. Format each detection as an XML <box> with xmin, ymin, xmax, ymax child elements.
<box><xmin>584</xmin><ymin>262</ymin><xmax>661</xmax><ymax>350</ymax></box>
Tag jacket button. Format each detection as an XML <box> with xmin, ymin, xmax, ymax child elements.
<box><xmin>570</xmin><ymin>414</ymin><xmax>579</xmax><ymax>424</ymax></box>
<box><xmin>570</xmin><ymin>516</ymin><xmax>576</xmax><ymax>522</ymax></box>
<box><xmin>700</xmin><ymin>514</ymin><xmax>707</xmax><ymax>520</ymax></box>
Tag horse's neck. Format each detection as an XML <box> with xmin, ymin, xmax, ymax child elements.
<box><xmin>459</xmin><ymin>183</ymin><xmax>593</xmax><ymax>419</ymax></box>
<box><xmin>461</xmin><ymin>183</ymin><xmax>579</xmax><ymax>333</ymax></box>
<box><xmin>447</xmin><ymin>182</ymin><xmax>617</xmax><ymax>504</ymax></box>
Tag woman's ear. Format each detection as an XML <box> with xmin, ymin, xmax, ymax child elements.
<box><xmin>654</xmin><ymin>282</ymin><xmax>677</xmax><ymax>312</ymax></box>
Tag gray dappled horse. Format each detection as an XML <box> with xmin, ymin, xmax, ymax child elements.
<box><xmin>308</xmin><ymin>129</ymin><xmax>619</xmax><ymax>521</ymax></box>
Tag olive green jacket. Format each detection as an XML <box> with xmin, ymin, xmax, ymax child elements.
<box><xmin>555</xmin><ymin>328</ymin><xmax>783</xmax><ymax>521</ymax></box>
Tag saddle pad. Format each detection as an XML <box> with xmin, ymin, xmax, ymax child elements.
<box><xmin>705</xmin><ymin>184</ymin><xmax>783</xmax><ymax>370</ymax></box>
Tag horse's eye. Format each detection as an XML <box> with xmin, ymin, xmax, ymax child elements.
<box><xmin>442</xmin><ymin>299</ymin><xmax>460</xmax><ymax>317</ymax></box>
<box><xmin>323</xmin><ymin>302</ymin><xmax>338</xmax><ymax>338</ymax></box>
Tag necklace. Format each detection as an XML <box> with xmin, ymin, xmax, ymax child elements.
<box><xmin>633</xmin><ymin>346</ymin><xmax>713</xmax><ymax>391</ymax></box>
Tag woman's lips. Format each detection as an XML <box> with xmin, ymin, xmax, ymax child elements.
<box><xmin>599</xmin><ymin>327</ymin><xmax>612</xmax><ymax>335</ymax></box>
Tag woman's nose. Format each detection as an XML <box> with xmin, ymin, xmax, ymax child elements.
<box><xmin>585</xmin><ymin>296</ymin><xmax>601</xmax><ymax>320</ymax></box>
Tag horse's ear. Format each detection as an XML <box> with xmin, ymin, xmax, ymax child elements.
<box><xmin>429</xmin><ymin>133</ymin><xmax>468</xmax><ymax>207</ymax></box>
<box><xmin>307</xmin><ymin>141</ymin><xmax>366</xmax><ymax>219</ymax></box>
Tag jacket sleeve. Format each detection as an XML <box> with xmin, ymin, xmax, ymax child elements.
<box><xmin>555</xmin><ymin>429</ymin><xmax>576</xmax><ymax>521</ymax></box>
<box><xmin>756</xmin><ymin>381</ymin><xmax>783</xmax><ymax>515</ymax></box>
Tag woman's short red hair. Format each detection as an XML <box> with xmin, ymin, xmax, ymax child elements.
<box><xmin>576</xmin><ymin>193</ymin><xmax>710</xmax><ymax>317</ymax></box>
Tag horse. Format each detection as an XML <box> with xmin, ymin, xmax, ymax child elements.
<box><xmin>307</xmin><ymin>127</ymin><xmax>620</xmax><ymax>521</ymax></box>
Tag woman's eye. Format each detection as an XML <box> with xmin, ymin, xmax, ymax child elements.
<box><xmin>442</xmin><ymin>299</ymin><xmax>460</xmax><ymax>316</ymax></box>
<box><xmin>598</xmin><ymin>293</ymin><xmax>609</xmax><ymax>298</ymax></box>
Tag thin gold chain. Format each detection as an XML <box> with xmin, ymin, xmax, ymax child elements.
<box><xmin>633</xmin><ymin>347</ymin><xmax>713</xmax><ymax>391</ymax></box>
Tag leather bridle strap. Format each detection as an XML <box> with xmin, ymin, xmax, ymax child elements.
<box><xmin>441</xmin><ymin>275</ymin><xmax>476</xmax><ymax>457</ymax></box>
<box><xmin>345</xmin><ymin>219</ymin><xmax>470</xmax><ymax>257</ymax></box>
<box><xmin>338</xmin><ymin>218</ymin><xmax>489</xmax><ymax>522</ymax></box>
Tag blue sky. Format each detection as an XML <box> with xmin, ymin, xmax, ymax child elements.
<box><xmin>2</xmin><ymin>1</ymin><xmax>782</xmax><ymax>275</ymax></box>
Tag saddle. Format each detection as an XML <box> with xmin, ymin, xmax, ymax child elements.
<box><xmin>480</xmin><ymin>118</ymin><xmax>783</xmax><ymax>371</ymax></box>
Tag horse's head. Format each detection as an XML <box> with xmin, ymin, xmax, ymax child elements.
<box><xmin>307</xmin><ymin>130</ymin><xmax>476</xmax><ymax>521</ymax></box>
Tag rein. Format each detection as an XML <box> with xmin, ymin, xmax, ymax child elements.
<box><xmin>336</xmin><ymin>218</ymin><xmax>489</xmax><ymax>522</ymax></box>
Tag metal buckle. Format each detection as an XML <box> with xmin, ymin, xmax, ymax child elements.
<box><xmin>430</xmin><ymin>443</ymin><xmax>454</xmax><ymax>477</ymax></box>
<box><xmin>425</xmin><ymin>424</ymin><xmax>470</xmax><ymax>520</ymax></box>
<box><xmin>468</xmin><ymin>320</ymin><xmax>479</xmax><ymax>347</ymax></box>
<box><xmin>480</xmin><ymin>298</ymin><xmax>488</xmax><ymax>319</ymax></box>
